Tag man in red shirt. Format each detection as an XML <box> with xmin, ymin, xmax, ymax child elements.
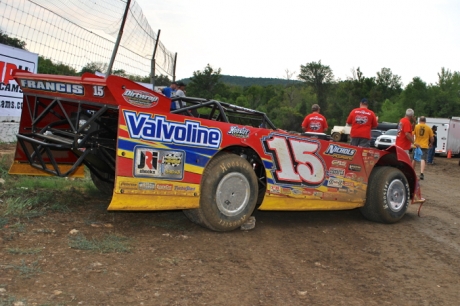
<box><xmin>395</xmin><ymin>108</ymin><xmax>419</xmax><ymax>155</ymax></box>
<box><xmin>346</xmin><ymin>98</ymin><xmax>378</xmax><ymax>147</ymax></box>
<box><xmin>301</xmin><ymin>104</ymin><xmax>328</xmax><ymax>133</ymax></box>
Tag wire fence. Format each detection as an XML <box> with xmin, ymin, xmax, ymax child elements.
<box><xmin>0</xmin><ymin>0</ymin><xmax>176</xmax><ymax>80</ymax></box>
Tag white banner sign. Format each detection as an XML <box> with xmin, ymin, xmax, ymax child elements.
<box><xmin>0</xmin><ymin>43</ymin><xmax>38</xmax><ymax>120</ymax></box>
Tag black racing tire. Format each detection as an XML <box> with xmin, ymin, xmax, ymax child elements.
<box><xmin>182</xmin><ymin>209</ymin><xmax>206</xmax><ymax>227</ymax></box>
<box><xmin>183</xmin><ymin>154</ymin><xmax>258</xmax><ymax>231</ymax></box>
<box><xmin>360</xmin><ymin>166</ymin><xmax>410</xmax><ymax>223</ymax></box>
<box><xmin>331</xmin><ymin>132</ymin><xmax>341</xmax><ymax>142</ymax></box>
<box><xmin>90</xmin><ymin>171</ymin><xmax>114</xmax><ymax>196</ymax></box>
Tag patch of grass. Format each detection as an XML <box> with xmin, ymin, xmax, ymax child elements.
<box><xmin>0</xmin><ymin>295</ymin><xmax>27</xmax><ymax>306</ymax></box>
<box><xmin>12</xmin><ymin>260</ymin><xmax>41</xmax><ymax>278</ymax></box>
<box><xmin>2</xmin><ymin>197</ymin><xmax>44</xmax><ymax>219</ymax></box>
<box><xmin>7</xmin><ymin>247</ymin><xmax>42</xmax><ymax>255</ymax></box>
<box><xmin>0</xmin><ymin>217</ymin><xmax>8</xmax><ymax>229</ymax></box>
<box><xmin>68</xmin><ymin>233</ymin><xmax>131</xmax><ymax>253</ymax></box>
<box><xmin>6</xmin><ymin>222</ymin><xmax>26</xmax><ymax>233</ymax></box>
<box><xmin>0</xmin><ymin>155</ymin><xmax>13</xmax><ymax>178</ymax></box>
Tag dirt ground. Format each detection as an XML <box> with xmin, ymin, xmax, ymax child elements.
<box><xmin>1</xmin><ymin>144</ymin><xmax>460</xmax><ymax>306</ymax></box>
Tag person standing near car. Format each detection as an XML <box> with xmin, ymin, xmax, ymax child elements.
<box><xmin>171</xmin><ymin>82</ymin><xmax>187</xmax><ymax>110</ymax></box>
<box><xmin>427</xmin><ymin>125</ymin><xmax>437</xmax><ymax>164</ymax></box>
<box><xmin>161</xmin><ymin>81</ymin><xmax>178</xmax><ymax>98</ymax></box>
<box><xmin>346</xmin><ymin>98</ymin><xmax>378</xmax><ymax>147</ymax></box>
<box><xmin>396</xmin><ymin>108</ymin><xmax>418</xmax><ymax>155</ymax></box>
<box><xmin>301</xmin><ymin>104</ymin><xmax>328</xmax><ymax>133</ymax></box>
<box><xmin>412</xmin><ymin>116</ymin><xmax>434</xmax><ymax>180</ymax></box>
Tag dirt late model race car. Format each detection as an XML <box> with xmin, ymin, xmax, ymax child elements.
<box><xmin>9</xmin><ymin>71</ymin><xmax>424</xmax><ymax>231</ymax></box>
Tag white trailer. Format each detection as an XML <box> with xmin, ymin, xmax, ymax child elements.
<box><xmin>424</xmin><ymin>117</ymin><xmax>460</xmax><ymax>155</ymax></box>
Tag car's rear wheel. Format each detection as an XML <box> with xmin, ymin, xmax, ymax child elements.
<box><xmin>183</xmin><ymin>154</ymin><xmax>258</xmax><ymax>231</ymax></box>
<box><xmin>332</xmin><ymin>132</ymin><xmax>341</xmax><ymax>142</ymax></box>
<box><xmin>90</xmin><ymin>170</ymin><xmax>114</xmax><ymax>196</ymax></box>
<box><xmin>360</xmin><ymin>166</ymin><xmax>410</xmax><ymax>223</ymax></box>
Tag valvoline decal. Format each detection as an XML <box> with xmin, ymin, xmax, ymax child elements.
<box><xmin>123</xmin><ymin>111</ymin><xmax>222</xmax><ymax>148</ymax></box>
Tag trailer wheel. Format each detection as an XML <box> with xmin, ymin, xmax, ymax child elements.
<box><xmin>360</xmin><ymin>166</ymin><xmax>410</xmax><ymax>223</ymax></box>
<box><xmin>90</xmin><ymin>171</ymin><xmax>114</xmax><ymax>196</ymax></box>
<box><xmin>332</xmin><ymin>132</ymin><xmax>342</xmax><ymax>142</ymax></box>
<box><xmin>183</xmin><ymin>154</ymin><xmax>258</xmax><ymax>231</ymax></box>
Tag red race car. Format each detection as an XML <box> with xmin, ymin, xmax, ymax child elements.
<box><xmin>9</xmin><ymin>71</ymin><xmax>424</xmax><ymax>231</ymax></box>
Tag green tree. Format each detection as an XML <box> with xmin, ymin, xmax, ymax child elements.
<box><xmin>38</xmin><ymin>56</ymin><xmax>78</xmax><ymax>76</ymax></box>
<box><xmin>374</xmin><ymin>67</ymin><xmax>403</xmax><ymax>111</ymax></box>
<box><xmin>298</xmin><ymin>60</ymin><xmax>334</xmax><ymax>110</ymax></box>
<box><xmin>154</xmin><ymin>74</ymin><xmax>171</xmax><ymax>86</ymax></box>
<box><xmin>186</xmin><ymin>64</ymin><xmax>227</xmax><ymax>99</ymax></box>
<box><xmin>0</xmin><ymin>31</ymin><xmax>26</xmax><ymax>49</ymax></box>
<box><xmin>79</xmin><ymin>62</ymin><xmax>108</xmax><ymax>75</ymax></box>
<box><xmin>379</xmin><ymin>99</ymin><xmax>404</xmax><ymax>122</ymax></box>
<box><xmin>432</xmin><ymin>68</ymin><xmax>460</xmax><ymax>117</ymax></box>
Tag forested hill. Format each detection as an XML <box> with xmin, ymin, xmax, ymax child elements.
<box><xmin>181</xmin><ymin>75</ymin><xmax>302</xmax><ymax>87</ymax></box>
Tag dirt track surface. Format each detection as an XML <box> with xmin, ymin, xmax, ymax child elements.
<box><xmin>1</xmin><ymin>148</ymin><xmax>460</xmax><ymax>305</ymax></box>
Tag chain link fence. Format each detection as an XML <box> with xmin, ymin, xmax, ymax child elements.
<box><xmin>0</xmin><ymin>0</ymin><xmax>176</xmax><ymax>80</ymax></box>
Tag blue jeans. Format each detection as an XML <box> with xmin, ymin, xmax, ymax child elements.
<box><xmin>427</xmin><ymin>146</ymin><xmax>435</xmax><ymax>163</ymax></box>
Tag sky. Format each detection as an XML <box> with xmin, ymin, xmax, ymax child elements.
<box><xmin>135</xmin><ymin>0</ymin><xmax>460</xmax><ymax>86</ymax></box>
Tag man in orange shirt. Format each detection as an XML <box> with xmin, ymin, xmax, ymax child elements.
<box><xmin>301</xmin><ymin>104</ymin><xmax>328</xmax><ymax>133</ymax></box>
<box><xmin>395</xmin><ymin>108</ymin><xmax>418</xmax><ymax>155</ymax></box>
<box><xmin>346</xmin><ymin>98</ymin><xmax>378</xmax><ymax>147</ymax></box>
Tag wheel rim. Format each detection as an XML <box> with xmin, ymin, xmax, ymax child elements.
<box><xmin>386</xmin><ymin>179</ymin><xmax>406</xmax><ymax>212</ymax></box>
<box><xmin>216</xmin><ymin>172</ymin><xmax>250</xmax><ymax>217</ymax></box>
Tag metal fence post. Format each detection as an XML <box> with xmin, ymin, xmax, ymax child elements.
<box><xmin>150</xmin><ymin>29</ymin><xmax>161</xmax><ymax>86</ymax></box>
<box><xmin>106</xmin><ymin>0</ymin><xmax>131</xmax><ymax>77</ymax></box>
<box><xmin>173</xmin><ymin>52</ymin><xmax>177</xmax><ymax>82</ymax></box>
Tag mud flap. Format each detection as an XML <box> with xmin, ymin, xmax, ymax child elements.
<box><xmin>108</xmin><ymin>193</ymin><xmax>200</xmax><ymax>210</ymax></box>
<box><xmin>412</xmin><ymin>180</ymin><xmax>426</xmax><ymax>217</ymax></box>
<box><xmin>9</xmin><ymin>162</ymin><xmax>85</xmax><ymax>178</ymax></box>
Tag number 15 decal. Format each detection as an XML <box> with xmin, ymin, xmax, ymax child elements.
<box><xmin>263</xmin><ymin>135</ymin><xmax>325</xmax><ymax>187</ymax></box>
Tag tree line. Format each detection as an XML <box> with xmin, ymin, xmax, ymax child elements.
<box><xmin>3</xmin><ymin>31</ymin><xmax>460</xmax><ymax>133</ymax></box>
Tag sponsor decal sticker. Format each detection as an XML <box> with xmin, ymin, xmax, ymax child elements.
<box><xmin>327</xmin><ymin>178</ymin><xmax>343</xmax><ymax>188</ymax></box>
<box><xmin>348</xmin><ymin>164</ymin><xmax>362</xmax><ymax>172</ymax></box>
<box><xmin>327</xmin><ymin>187</ymin><xmax>339</xmax><ymax>193</ymax></box>
<box><xmin>123</xmin><ymin>89</ymin><xmax>159</xmax><ymax>108</ymax></box>
<box><xmin>125</xmin><ymin>112</ymin><xmax>222</xmax><ymax>148</ymax></box>
<box><xmin>155</xmin><ymin>184</ymin><xmax>173</xmax><ymax>191</ymax></box>
<box><xmin>134</xmin><ymin>147</ymin><xmax>184</xmax><ymax>179</ymax></box>
<box><xmin>302</xmin><ymin>189</ymin><xmax>314</xmax><ymax>195</ymax></box>
<box><xmin>19</xmin><ymin>79</ymin><xmax>84</xmax><ymax>95</ymax></box>
<box><xmin>313</xmin><ymin>191</ymin><xmax>323</xmax><ymax>197</ymax></box>
<box><xmin>174</xmin><ymin>186</ymin><xmax>196</xmax><ymax>192</ymax></box>
<box><xmin>120</xmin><ymin>182</ymin><xmax>138</xmax><ymax>189</ymax></box>
<box><xmin>324</xmin><ymin>144</ymin><xmax>356</xmax><ymax>160</ymax></box>
<box><xmin>291</xmin><ymin>188</ymin><xmax>302</xmax><ymax>195</ymax></box>
<box><xmin>282</xmin><ymin>187</ymin><xmax>291</xmax><ymax>195</ymax></box>
<box><xmin>228</xmin><ymin>126</ymin><xmax>250</xmax><ymax>138</ymax></box>
<box><xmin>343</xmin><ymin>181</ymin><xmax>354</xmax><ymax>187</ymax></box>
<box><xmin>138</xmin><ymin>182</ymin><xmax>155</xmax><ymax>190</ymax></box>
<box><xmin>269</xmin><ymin>185</ymin><xmax>281</xmax><ymax>194</ymax></box>
<box><xmin>328</xmin><ymin>167</ymin><xmax>345</xmax><ymax>177</ymax></box>
<box><xmin>345</xmin><ymin>173</ymin><xmax>357</xmax><ymax>180</ymax></box>
<box><xmin>156</xmin><ymin>184</ymin><xmax>173</xmax><ymax>191</ymax></box>
<box><xmin>331</xmin><ymin>160</ymin><xmax>347</xmax><ymax>167</ymax></box>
